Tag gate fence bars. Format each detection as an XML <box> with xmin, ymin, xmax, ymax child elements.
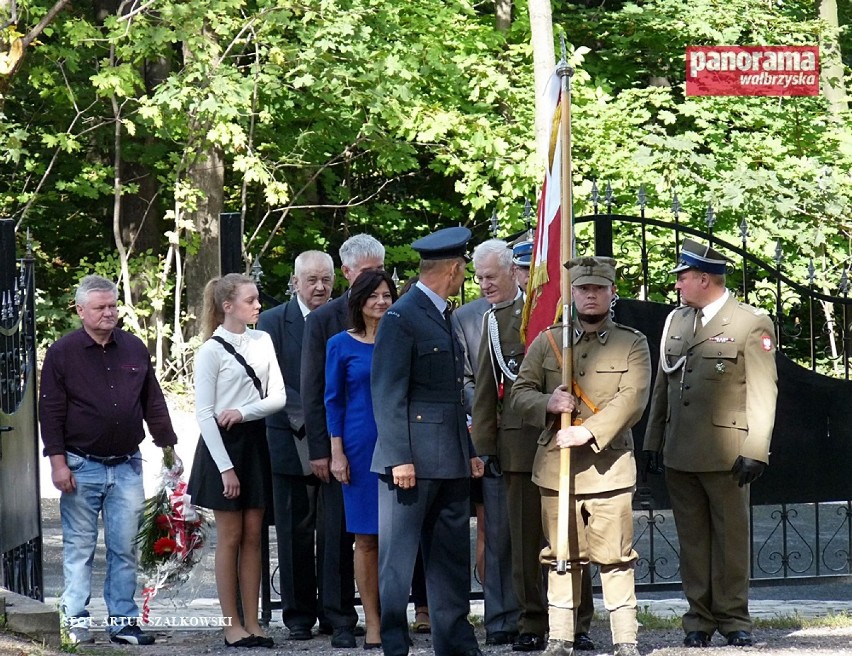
<box><xmin>0</xmin><ymin>219</ymin><xmax>42</xmax><ymax>600</ymax></box>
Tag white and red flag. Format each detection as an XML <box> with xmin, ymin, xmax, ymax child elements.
<box><xmin>522</xmin><ymin>71</ymin><xmax>569</xmax><ymax>348</ymax></box>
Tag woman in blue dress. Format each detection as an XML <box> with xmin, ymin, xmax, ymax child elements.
<box><xmin>325</xmin><ymin>269</ymin><xmax>397</xmax><ymax>648</ymax></box>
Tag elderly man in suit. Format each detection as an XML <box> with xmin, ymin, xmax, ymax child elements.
<box><xmin>644</xmin><ymin>239</ymin><xmax>778</xmax><ymax>649</ymax></box>
<box><xmin>512</xmin><ymin>256</ymin><xmax>651</xmax><ymax>656</ymax></box>
<box><xmin>257</xmin><ymin>250</ymin><xmax>334</xmax><ymax>640</ymax></box>
<box><xmin>301</xmin><ymin>234</ymin><xmax>385</xmax><ymax>648</ymax></box>
<box><xmin>371</xmin><ymin>226</ymin><xmax>485</xmax><ymax>656</ymax></box>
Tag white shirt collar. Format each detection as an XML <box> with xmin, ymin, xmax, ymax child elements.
<box><xmin>296</xmin><ymin>295</ymin><xmax>311</xmax><ymax>317</ymax></box>
<box><xmin>700</xmin><ymin>289</ymin><xmax>730</xmax><ymax>324</ymax></box>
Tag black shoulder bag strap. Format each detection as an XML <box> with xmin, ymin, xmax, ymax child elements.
<box><xmin>210</xmin><ymin>335</ymin><xmax>266</xmax><ymax>399</ymax></box>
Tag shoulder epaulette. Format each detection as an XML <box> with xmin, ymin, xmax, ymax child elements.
<box><xmin>734</xmin><ymin>300</ymin><xmax>768</xmax><ymax>316</ymax></box>
<box><xmin>612</xmin><ymin>321</ymin><xmax>644</xmax><ymax>336</ymax></box>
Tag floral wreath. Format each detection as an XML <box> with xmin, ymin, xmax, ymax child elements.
<box><xmin>136</xmin><ymin>448</ymin><xmax>211</xmax><ymax>623</ymax></box>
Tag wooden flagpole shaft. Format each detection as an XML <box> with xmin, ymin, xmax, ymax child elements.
<box><xmin>555</xmin><ymin>52</ymin><xmax>575</xmax><ymax>575</ymax></box>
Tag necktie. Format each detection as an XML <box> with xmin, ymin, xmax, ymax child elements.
<box><xmin>693</xmin><ymin>308</ymin><xmax>704</xmax><ymax>336</ymax></box>
<box><xmin>442</xmin><ymin>303</ymin><xmax>453</xmax><ymax>329</ymax></box>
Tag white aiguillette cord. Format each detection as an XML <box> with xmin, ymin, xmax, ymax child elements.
<box><xmin>659</xmin><ymin>308</ymin><xmax>687</xmax><ymax>375</ymax></box>
<box><xmin>487</xmin><ymin>310</ymin><xmax>517</xmax><ymax>383</ymax></box>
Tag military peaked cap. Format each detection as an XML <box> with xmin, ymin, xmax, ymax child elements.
<box><xmin>412</xmin><ymin>226</ymin><xmax>472</xmax><ymax>260</ymax></box>
<box><xmin>671</xmin><ymin>238</ymin><xmax>729</xmax><ymax>275</ymax></box>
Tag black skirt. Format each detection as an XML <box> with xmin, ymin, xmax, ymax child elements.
<box><xmin>187</xmin><ymin>419</ymin><xmax>272</xmax><ymax>512</ymax></box>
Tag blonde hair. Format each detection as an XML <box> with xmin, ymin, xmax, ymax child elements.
<box><xmin>201</xmin><ymin>273</ymin><xmax>255</xmax><ymax>340</ymax></box>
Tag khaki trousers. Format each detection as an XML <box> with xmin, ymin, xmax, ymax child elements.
<box><xmin>539</xmin><ymin>487</ymin><xmax>638</xmax><ymax>644</ymax></box>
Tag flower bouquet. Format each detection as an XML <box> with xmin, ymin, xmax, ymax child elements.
<box><xmin>136</xmin><ymin>448</ymin><xmax>211</xmax><ymax>623</ymax></box>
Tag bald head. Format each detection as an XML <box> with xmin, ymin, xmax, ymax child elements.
<box><xmin>294</xmin><ymin>251</ymin><xmax>334</xmax><ymax>310</ymax></box>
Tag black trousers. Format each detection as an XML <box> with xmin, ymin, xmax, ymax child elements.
<box><xmin>271</xmin><ymin>472</ymin><xmax>321</xmax><ymax>630</ymax></box>
<box><xmin>317</xmin><ymin>477</ymin><xmax>358</xmax><ymax>630</ymax></box>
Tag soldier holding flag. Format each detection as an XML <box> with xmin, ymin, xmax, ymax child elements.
<box><xmin>511</xmin><ymin>256</ymin><xmax>650</xmax><ymax>656</ymax></box>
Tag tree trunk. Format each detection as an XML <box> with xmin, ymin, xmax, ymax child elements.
<box><xmin>528</xmin><ymin>0</ymin><xmax>555</xmax><ymax>164</ymax></box>
<box><xmin>119</xmin><ymin>56</ymin><xmax>170</xmax><ymax>254</ymax></box>
<box><xmin>183</xmin><ymin>145</ymin><xmax>225</xmax><ymax>341</ymax></box>
<box><xmin>495</xmin><ymin>0</ymin><xmax>512</xmax><ymax>32</ymax></box>
<box><xmin>819</xmin><ymin>0</ymin><xmax>848</xmax><ymax>115</ymax></box>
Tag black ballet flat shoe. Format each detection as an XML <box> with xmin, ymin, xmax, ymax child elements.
<box><xmin>225</xmin><ymin>635</ymin><xmax>259</xmax><ymax>648</ymax></box>
<box><xmin>252</xmin><ymin>635</ymin><xmax>274</xmax><ymax>648</ymax></box>
<box><xmin>363</xmin><ymin>642</ymin><xmax>382</xmax><ymax>650</ymax></box>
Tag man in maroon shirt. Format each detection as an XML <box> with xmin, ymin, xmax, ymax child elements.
<box><xmin>39</xmin><ymin>275</ymin><xmax>178</xmax><ymax>645</ymax></box>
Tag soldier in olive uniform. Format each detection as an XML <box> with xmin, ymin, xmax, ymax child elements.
<box><xmin>512</xmin><ymin>256</ymin><xmax>651</xmax><ymax>656</ymax></box>
<box><xmin>643</xmin><ymin>239</ymin><xmax>778</xmax><ymax>649</ymax></box>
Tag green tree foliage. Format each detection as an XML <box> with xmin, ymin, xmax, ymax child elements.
<box><xmin>0</xmin><ymin>0</ymin><xmax>849</xmax><ymax>378</ymax></box>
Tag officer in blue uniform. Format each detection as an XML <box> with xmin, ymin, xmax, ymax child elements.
<box><xmin>371</xmin><ymin>226</ymin><xmax>486</xmax><ymax>656</ymax></box>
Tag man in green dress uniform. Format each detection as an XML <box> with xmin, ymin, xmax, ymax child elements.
<box><xmin>644</xmin><ymin>239</ymin><xmax>778</xmax><ymax>648</ymax></box>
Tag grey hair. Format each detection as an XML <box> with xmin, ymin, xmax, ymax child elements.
<box><xmin>339</xmin><ymin>234</ymin><xmax>385</xmax><ymax>269</ymax></box>
<box><xmin>294</xmin><ymin>250</ymin><xmax>334</xmax><ymax>277</ymax></box>
<box><xmin>472</xmin><ymin>239</ymin><xmax>513</xmax><ymax>271</ymax></box>
<box><xmin>75</xmin><ymin>275</ymin><xmax>118</xmax><ymax>306</ymax></box>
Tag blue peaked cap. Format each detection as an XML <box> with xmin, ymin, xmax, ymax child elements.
<box><xmin>512</xmin><ymin>241</ymin><xmax>533</xmax><ymax>267</ymax></box>
<box><xmin>412</xmin><ymin>226</ymin><xmax>472</xmax><ymax>260</ymax></box>
<box><xmin>671</xmin><ymin>238</ymin><xmax>728</xmax><ymax>275</ymax></box>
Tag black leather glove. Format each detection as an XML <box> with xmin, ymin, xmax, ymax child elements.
<box><xmin>643</xmin><ymin>450</ymin><xmax>663</xmax><ymax>477</ymax></box>
<box><xmin>480</xmin><ymin>455</ymin><xmax>503</xmax><ymax>478</ymax></box>
<box><xmin>731</xmin><ymin>456</ymin><xmax>766</xmax><ymax>487</ymax></box>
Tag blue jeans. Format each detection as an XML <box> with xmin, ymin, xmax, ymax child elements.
<box><xmin>60</xmin><ymin>450</ymin><xmax>145</xmax><ymax>635</ymax></box>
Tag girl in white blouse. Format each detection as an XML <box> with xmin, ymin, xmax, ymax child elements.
<box><xmin>187</xmin><ymin>273</ymin><xmax>285</xmax><ymax>648</ymax></box>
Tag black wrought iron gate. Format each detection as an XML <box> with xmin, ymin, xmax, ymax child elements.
<box><xmin>0</xmin><ymin>218</ymin><xmax>42</xmax><ymax>600</ymax></box>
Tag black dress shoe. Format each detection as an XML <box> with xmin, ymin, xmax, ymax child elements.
<box><xmin>513</xmin><ymin>632</ymin><xmax>545</xmax><ymax>652</ymax></box>
<box><xmin>486</xmin><ymin>631</ymin><xmax>517</xmax><ymax>645</ymax></box>
<box><xmin>684</xmin><ymin>631</ymin><xmax>711</xmax><ymax>648</ymax></box>
<box><xmin>332</xmin><ymin>628</ymin><xmax>357</xmax><ymax>648</ymax></box>
<box><xmin>726</xmin><ymin>630</ymin><xmax>753</xmax><ymax>647</ymax></box>
<box><xmin>288</xmin><ymin>626</ymin><xmax>313</xmax><ymax>641</ymax></box>
<box><xmin>573</xmin><ymin>633</ymin><xmax>595</xmax><ymax>651</ymax></box>
<box><xmin>252</xmin><ymin>635</ymin><xmax>274</xmax><ymax>648</ymax></box>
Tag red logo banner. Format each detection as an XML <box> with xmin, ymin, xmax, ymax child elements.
<box><xmin>686</xmin><ymin>46</ymin><xmax>819</xmax><ymax>96</ymax></box>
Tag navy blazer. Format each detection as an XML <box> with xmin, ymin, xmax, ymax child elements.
<box><xmin>370</xmin><ymin>286</ymin><xmax>473</xmax><ymax>479</ymax></box>
<box><xmin>300</xmin><ymin>293</ymin><xmax>349</xmax><ymax>462</ymax></box>
<box><xmin>258</xmin><ymin>298</ymin><xmax>308</xmax><ymax>476</ymax></box>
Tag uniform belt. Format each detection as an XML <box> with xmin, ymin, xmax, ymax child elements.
<box><xmin>66</xmin><ymin>446</ymin><xmax>134</xmax><ymax>467</ymax></box>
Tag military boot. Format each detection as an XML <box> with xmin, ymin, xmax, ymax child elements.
<box><xmin>613</xmin><ymin>643</ymin><xmax>640</xmax><ymax>656</ymax></box>
<box><xmin>542</xmin><ymin>639</ymin><xmax>574</xmax><ymax>656</ymax></box>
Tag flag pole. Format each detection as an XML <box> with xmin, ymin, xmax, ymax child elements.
<box><xmin>555</xmin><ymin>36</ymin><xmax>575</xmax><ymax>575</ymax></box>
